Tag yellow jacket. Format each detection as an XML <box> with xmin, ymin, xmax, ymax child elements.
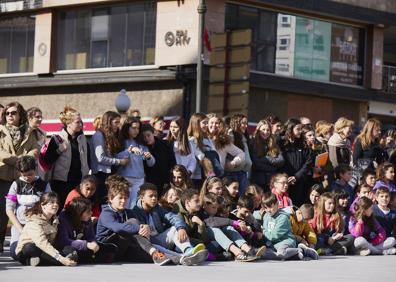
<box><xmin>15</xmin><ymin>214</ymin><xmax>60</xmax><ymax>258</ymax></box>
<box><xmin>290</xmin><ymin>214</ymin><xmax>317</xmax><ymax>246</ymax></box>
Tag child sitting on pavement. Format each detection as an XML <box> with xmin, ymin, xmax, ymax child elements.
<box><xmin>95</xmin><ymin>175</ymin><xmax>171</xmax><ymax>265</ymax></box>
<box><xmin>262</xmin><ymin>194</ymin><xmax>317</xmax><ymax>260</ymax></box>
<box><xmin>132</xmin><ymin>182</ymin><xmax>208</xmax><ymax>266</ymax></box>
<box><xmin>289</xmin><ymin>204</ymin><xmax>319</xmax><ymax>259</ymax></box>
<box><xmin>199</xmin><ymin>193</ymin><xmax>266</xmax><ymax>262</ymax></box>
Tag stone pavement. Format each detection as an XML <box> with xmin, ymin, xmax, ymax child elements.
<box><xmin>1</xmin><ymin>240</ymin><xmax>394</xmax><ymax>282</ymax></box>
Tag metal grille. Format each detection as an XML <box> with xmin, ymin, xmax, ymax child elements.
<box><xmin>383</xmin><ymin>65</ymin><xmax>396</xmax><ymax>94</ymax></box>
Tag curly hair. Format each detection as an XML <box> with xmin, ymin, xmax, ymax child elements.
<box><xmin>229</xmin><ymin>113</ymin><xmax>249</xmax><ymax>151</ymax></box>
<box><xmin>59</xmin><ymin>106</ymin><xmax>80</xmax><ymax>126</ymax></box>
<box><xmin>208</xmin><ymin>114</ymin><xmax>231</xmax><ymax>150</ymax></box>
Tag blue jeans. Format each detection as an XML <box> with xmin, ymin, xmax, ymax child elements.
<box><xmin>206</xmin><ymin>226</ymin><xmax>246</xmax><ymax>251</ymax></box>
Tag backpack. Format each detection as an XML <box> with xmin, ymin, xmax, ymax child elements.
<box><xmin>38</xmin><ymin>135</ymin><xmax>63</xmax><ymax>173</ymax></box>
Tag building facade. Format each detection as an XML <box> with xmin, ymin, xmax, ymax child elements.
<box><xmin>0</xmin><ymin>0</ymin><xmax>395</xmax><ymax>127</ymax></box>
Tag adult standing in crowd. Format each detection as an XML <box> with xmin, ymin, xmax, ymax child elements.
<box><xmin>27</xmin><ymin>107</ymin><xmax>46</xmax><ymax>147</ymax></box>
<box><xmin>90</xmin><ymin>111</ymin><xmax>128</xmax><ymax>204</ymax></box>
<box><xmin>0</xmin><ymin>102</ymin><xmax>40</xmax><ymax>252</ymax></box>
<box><xmin>353</xmin><ymin>118</ymin><xmax>386</xmax><ymax>170</ymax></box>
<box><xmin>45</xmin><ymin>107</ymin><xmax>89</xmax><ymax>209</ymax></box>
<box><xmin>328</xmin><ymin>117</ymin><xmax>354</xmax><ymax>168</ymax></box>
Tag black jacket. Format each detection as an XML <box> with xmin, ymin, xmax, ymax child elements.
<box><xmin>144</xmin><ymin>137</ymin><xmax>176</xmax><ymax>194</ymax></box>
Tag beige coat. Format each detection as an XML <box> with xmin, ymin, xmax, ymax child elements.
<box><xmin>15</xmin><ymin>213</ymin><xmax>60</xmax><ymax>258</ymax></box>
<box><xmin>50</xmin><ymin>129</ymin><xmax>89</xmax><ymax>182</ymax></box>
<box><xmin>0</xmin><ymin>124</ymin><xmax>40</xmax><ymax>181</ymax></box>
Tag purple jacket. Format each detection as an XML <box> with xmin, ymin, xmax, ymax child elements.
<box><xmin>57</xmin><ymin>211</ymin><xmax>96</xmax><ymax>251</ymax></box>
<box><xmin>373</xmin><ymin>180</ymin><xmax>396</xmax><ymax>193</ymax></box>
<box><xmin>348</xmin><ymin>216</ymin><xmax>386</xmax><ymax>246</ymax></box>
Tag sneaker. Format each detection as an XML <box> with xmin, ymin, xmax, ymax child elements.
<box><xmin>180</xmin><ymin>249</ymin><xmax>208</xmax><ymax>266</ymax></box>
<box><xmin>359</xmin><ymin>249</ymin><xmax>371</xmax><ymax>256</ymax></box>
<box><xmin>298</xmin><ymin>243</ymin><xmax>319</xmax><ymax>260</ymax></box>
<box><xmin>333</xmin><ymin>246</ymin><xmax>347</xmax><ymax>256</ymax></box>
<box><xmin>29</xmin><ymin>257</ymin><xmax>40</xmax><ymax>267</ymax></box>
<box><xmin>235</xmin><ymin>251</ymin><xmax>257</xmax><ymax>262</ymax></box>
<box><xmin>152</xmin><ymin>250</ymin><xmax>171</xmax><ymax>266</ymax></box>
<box><xmin>184</xmin><ymin>243</ymin><xmax>206</xmax><ymax>256</ymax></box>
<box><xmin>248</xmin><ymin>246</ymin><xmax>266</xmax><ymax>258</ymax></box>
<box><xmin>317</xmin><ymin>248</ymin><xmax>333</xmax><ymax>256</ymax></box>
<box><xmin>65</xmin><ymin>250</ymin><xmax>79</xmax><ymax>262</ymax></box>
<box><xmin>383</xmin><ymin>247</ymin><xmax>396</xmax><ymax>255</ymax></box>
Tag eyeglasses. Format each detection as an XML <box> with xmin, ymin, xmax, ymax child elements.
<box><xmin>6</xmin><ymin>111</ymin><xmax>17</xmax><ymax>116</ymax></box>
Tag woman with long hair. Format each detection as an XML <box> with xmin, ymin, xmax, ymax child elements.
<box><xmin>227</xmin><ymin>114</ymin><xmax>252</xmax><ymax>195</ymax></box>
<box><xmin>15</xmin><ymin>192</ymin><xmax>76</xmax><ymax>266</ymax></box>
<box><xmin>207</xmin><ymin>114</ymin><xmax>245</xmax><ymax>182</ymax></box>
<box><xmin>0</xmin><ymin>101</ymin><xmax>41</xmax><ymax>252</ymax></box>
<box><xmin>250</xmin><ymin>119</ymin><xmax>284</xmax><ymax>192</ymax></box>
<box><xmin>353</xmin><ymin>118</ymin><xmax>386</xmax><ymax>169</ymax></box>
<box><xmin>165</xmin><ymin>117</ymin><xmax>196</xmax><ymax>176</ymax></box>
<box><xmin>279</xmin><ymin>118</ymin><xmax>312</xmax><ymax>206</ymax></box>
<box><xmin>187</xmin><ymin>113</ymin><xmax>220</xmax><ymax>187</ymax></box>
<box><xmin>90</xmin><ymin>111</ymin><xmax>129</xmax><ymax>204</ymax></box>
<box><xmin>117</xmin><ymin>117</ymin><xmax>155</xmax><ymax>208</ymax></box>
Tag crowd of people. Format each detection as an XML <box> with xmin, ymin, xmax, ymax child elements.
<box><xmin>1</xmin><ymin>101</ymin><xmax>396</xmax><ymax>267</ymax></box>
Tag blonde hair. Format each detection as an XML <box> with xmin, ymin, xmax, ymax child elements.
<box><xmin>315</xmin><ymin>121</ymin><xmax>334</xmax><ymax>138</ymax></box>
<box><xmin>93</xmin><ymin>115</ymin><xmax>102</xmax><ymax>131</ymax></box>
<box><xmin>59</xmin><ymin>106</ymin><xmax>80</xmax><ymax>126</ymax></box>
<box><xmin>356</xmin><ymin>118</ymin><xmax>381</xmax><ymax>150</ymax></box>
<box><xmin>334</xmin><ymin>117</ymin><xmax>354</xmax><ymax>135</ymax></box>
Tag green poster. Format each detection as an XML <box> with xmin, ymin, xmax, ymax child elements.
<box><xmin>294</xmin><ymin>17</ymin><xmax>331</xmax><ymax>82</ymax></box>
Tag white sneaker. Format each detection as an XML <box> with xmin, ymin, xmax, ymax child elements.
<box><xmin>29</xmin><ymin>257</ymin><xmax>40</xmax><ymax>266</ymax></box>
<box><xmin>383</xmin><ymin>248</ymin><xmax>396</xmax><ymax>255</ymax></box>
<box><xmin>359</xmin><ymin>249</ymin><xmax>371</xmax><ymax>256</ymax></box>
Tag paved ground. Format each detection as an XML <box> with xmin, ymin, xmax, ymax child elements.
<box><xmin>1</xmin><ymin>240</ymin><xmax>394</xmax><ymax>282</ymax></box>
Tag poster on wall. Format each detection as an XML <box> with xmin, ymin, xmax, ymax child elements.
<box><xmin>330</xmin><ymin>24</ymin><xmax>363</xmax><ymax>85</ymax></box>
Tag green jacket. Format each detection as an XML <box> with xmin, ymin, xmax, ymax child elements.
<box><xmin>176</xmin><ymin>200</ymin><xmax>207</xmax><ymax>243</ymax></box>
<box><xmin>263</xmin><ymin>210</ymin><xmax>296</xmax><ymax>247</ymax></box>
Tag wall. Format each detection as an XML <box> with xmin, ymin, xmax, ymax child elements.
<box><xmin>0</xmin><ymin>83</ymin><xmax>183</xmax><ymax>119</ymax></box>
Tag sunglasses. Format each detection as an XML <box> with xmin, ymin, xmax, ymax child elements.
<box><xmin>6</xmin><ymin>110</ymin><xmax>17</xmax><ymax>116</ymax></box>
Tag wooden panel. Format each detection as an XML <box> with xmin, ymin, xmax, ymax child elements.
<box><xmin>287</xmin><ymin>94</ymin><xmax>333</xmax><ymax>123</ymax></box>
<box><xmin>209</xmin><ymin>81</ymin><xmax>249</xmax><ymax>95</ymax></box>
<box><xmin>211</xmin><ymin>29</ymin><xmax>252</xmax><ymax>49</ymax></box>
<box><xmin>210</xmin><ymin>46</ymin><xmax>251</xmax><ymax>65</ymax></box>
<box><xmin>209</xmin><ymin>64</ymin><xmax>250</xmax><ymax>82</ymax></box>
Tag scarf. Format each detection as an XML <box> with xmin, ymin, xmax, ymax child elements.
<box><xmin>271</xmin><ymin>188</ymin><xmax>292</xmax><ymax>209</ymax></box>
<box><xmin>6</xmin><ymin>123</ymin><xmax>27</xmax><ymax>152</ymax></box>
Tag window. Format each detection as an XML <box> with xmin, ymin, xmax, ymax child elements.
<box><xmin>57</xmin><ymin>1</ymin><xmax>156</xmax><ymax>70</ymax></box>
<box><xmin>278</xmin><ymin>38</ymin><xmax>290</xmax><ymax>50</ymax></box>
<box><xmin>225</xmin><ymin>3</ymin><xmax>365</xmax><ymax>86</ymax></box>
<box><xmin>225</xmin><ymin>4</ymin><xmax>277</xmax><ymax>73</ymax></box>
<box><xmin>0</xmin><ymin>15</ymin><xmax>35</xmax><ymax>74</ymax></box>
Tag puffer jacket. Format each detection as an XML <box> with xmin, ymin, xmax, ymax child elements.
<box><xmin>50</xmin><ymin>129</ymin><xmax>89</xmax><ymax>182</ymax></box>
<box><xmin>0</xmin><ymin>124</ymin><xmax>40</xmax><ymax>181</ymax></box>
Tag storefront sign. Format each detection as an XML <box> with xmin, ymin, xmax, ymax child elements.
<box><xmin>165</xmin><ymin>30</ymin><xmax>191</xmax><ymax>47</ymax></box>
